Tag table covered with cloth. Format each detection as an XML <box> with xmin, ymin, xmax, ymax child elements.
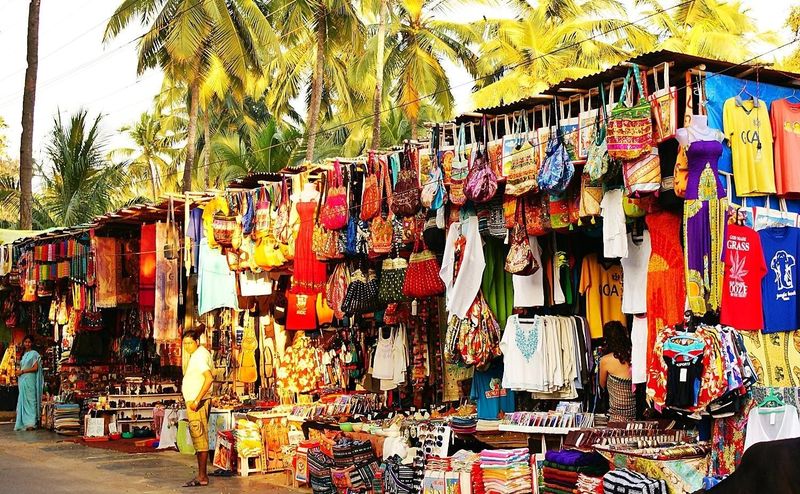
<box><xmin>595</xmin><ymin>443</ymin><xmax>710</xmax><ymax>494</ymax></box>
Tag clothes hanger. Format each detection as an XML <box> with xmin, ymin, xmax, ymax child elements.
<box><xmin>758</xmin><ymin>388</ymin><xmax>786</xmax><ymax>414</ymax></box>
<box><xmin>787</xmin><ymin>88</ymin><xmax>800</xmax><ymax>104</ymax></box>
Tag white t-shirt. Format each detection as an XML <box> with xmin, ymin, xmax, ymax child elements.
<box><xmin>500</xmin><ymin>315</ymin><xmax>546</xmax><ymax>392</ymax></box>
<box><xmin>182</xmin><ymin>346</ymin><xmax>213</xmax><ymax>402</ymax></box>
<box><xmin>630</xmin><ymin>315</ymin><xmax>648</xmax><ymax>384</ymax></box>
<box><xmin>601</xmin><ymin>189</ymin><xmax>628</xmax><ymax>258</ymax></box>
<box><xmin>620</xmin><ymin>231</ymin><xmax>651</xmax><ymax>314</ymax></box>
<box><xmin>512</xmin><ymin>236</ymin><xmax>544</xmax><ymax>308</ymax></box>
<box><xmin>744</xmin><ymin>404</ymin><xmax>800</xmax><ymax>451</ymax></box>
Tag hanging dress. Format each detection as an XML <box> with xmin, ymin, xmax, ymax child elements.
<box><xmin>683</xmin><ymin>139</ymin><xmax>727</xmax><ymax>315</ymax></box>
<box><xmin>292</xmin><ymin>201</ymin><xmax>327</xmax><ymax>294</ymax></box>
<box><xmin>645</xmin><ymin>211</ymin><xmax>686</xmax><ymax>373</ymax></box>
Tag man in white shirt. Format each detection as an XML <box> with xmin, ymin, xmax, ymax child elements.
<box><xmin>181</xmin><ymin>329</ymin><xmax>213</xmax><ymax>487</ymax></box>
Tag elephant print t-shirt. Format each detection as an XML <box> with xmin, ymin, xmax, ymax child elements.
<box><xmin>760</xmin><ymin>226</ymin><xmax>800</xmax><ymax>333</ymax></box>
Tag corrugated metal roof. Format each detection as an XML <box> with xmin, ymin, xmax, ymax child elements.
<box><xmin>463</xmin><ymin>49</ymin><xmax>800</xmax><ymax>118</ymax></box>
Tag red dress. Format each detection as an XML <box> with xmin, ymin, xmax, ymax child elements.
<box><xmin>293</xmin><ymin>201</ymin><xmax>327</xmax><ymax>294</ymax></box>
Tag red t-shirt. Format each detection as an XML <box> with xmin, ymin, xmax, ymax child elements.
<box><xmin>721</xmin><ymin>224</ymin><xmax>767</xmax><ymax>330</ymax></box>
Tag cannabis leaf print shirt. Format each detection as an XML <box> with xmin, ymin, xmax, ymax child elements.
<box><xmin>721</xmin><ymin>224</ymin><xmax>767</xmax><ymax>330</ymax></box>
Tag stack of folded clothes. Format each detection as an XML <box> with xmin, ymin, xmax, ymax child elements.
<box><xmin>451</xmin><ymin>450</ymin><xmax>482</xmax><ymax>494</ymax></box>
<box><xmin>307</xmin><ymin>447</ymin><xmax>336</xmax><ymax>494</ymax></box>
<box><xmin>541</xmin><ymin>450</ymin><xmax>608</xmax><ymax>494</ymax></box>
<box><xmin>480</xmin><ymin>448</ymin><xmax>532</xmax><ymax>494</ymax></box>
<box><xmin>54</xmin><ymin>403</ymin><xmax>81</xmax><ymax>435</ymax></box>
<box><xmin>476</xmin><ymin>419</ymin><xmax>500</xmax><ymax>432</ymax></box>
<box><xmin>451</xmin><ymin>416</ymin><xmax>478</xmax><ymax>434</ymax></box>
<box><xmin>602</xmin><ymin>468</ymin><xmax>668</xmax><ymax>493</ymax></box>
<box><xmin>576</xmin><ymin>473</ymin><xmax>603</xmax><ymax>494</ymax></box>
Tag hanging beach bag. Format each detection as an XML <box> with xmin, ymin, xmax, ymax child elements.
<box><xmin>212</xmin><ymin>209</ymin><xmax>238</xmax><ymax>249</ymax></box>
<box><xmin>360</xmin><ymin>152</ymin><xmax>381</xmax><ymax>221</ymax></box>
<box><xmin>439</xmin><ymin>124</ymin><xmax>456</xmax><ymax>185</ymax></box>
<box><xmin>486</xmin><ymin>116</ymin><xmax>504</xmax><ymax>178</ymax></box>
<box><xmin>320</xmin><ymin>160</ymin><xmax>349</xmax><ymax>230</ymax></box>
<box><xmin>255</xmin><ymin>187</ymin><xmax>271</xmax><ymax>238</ymax></box>
<box><xmin>538</xmin><ymin>102</ymin><xmax>574</xmax><ymax>193</ymax></box>
<box><xmin>402</xmin><ymin>240</ymin><xmax>446</xmax><ymax>298</ymax></box>
<box><xmin>585</xmin><ymin>84</ymin><xmax>610</xmax><ymax>181</ymax></box>
<box><xmin>549</xmin><ymin>193</ymin><xmax>571</xmax><ymax>231</ymax></box>
<box><xmin>536</xmin><ymin>105</ymin><xmax>553</xmax><ymax>163</ymax></box>
<box><xmin>579</xmin><ymin>173</ymin><xmax>603</xmax><ymax>222</ymax></box>
<box><xmin>420</xmin><ymin>161</ymin><xmax>445</xmax><ymax>210</ymax></box>
<box><xmin>342</xmin><ymin>264</ymin><xmax>378</xmax><ymax>314</ymax></box>
<box><xmin>391</xmin><ymin>145</ymin><xmax>421</xmax><ymax>217</ymax></box>
<box><xmin>578</xmin><ymin>94</ymin><xmax>599</xmax><ymax>161</ymax></box>
<box><xmin>623</xmin><ymin>147</ymin><xmax>661</xmax><ymax>197</ymax></box>
<box><xmin>505</xmin><ymin>204</ymin><xmax>538</xmax><ymax>276</ymax></box>
<box><xmin>449</xmin><ymin>123</ymin><xmax>469</xmax><ymax>206</ymax></box>
<box><xmin>326</xmin><ymin>263</ymin><xmax>350</xmax><ymax>320</ymax></box>
<box><xmin>378</xmin><ymin>256</ymin><xmax>408</xmax><ymax>304</ymax></box>
<box><xmin>559</xmin><ymin>98</ymin><xmax>581</xmax><ymax>162</ymax></box>
<box><xmin>370</xmin><ymin>160</ymin><xmax>394</xmax><ymax>256</ymax></box>
<box><xmin>607</xmin><ymin>65</ymin><xmax>653</xmax><ymax>160</ymax></box>
<box><xmin>525</xmin><ymin>193</ymin><xmax>551</xmax><ymax>236</ymax></box>
<box><xmin>649</xmin><ymin>62</ymin><xmax>678</xmax><ymax>143</ymax></box>
<box><xmin>465</xmin><ymin>117</ymin><xmax>498</xmax><ymax>203</ymax></box>
<box><xmin>505</xmin><ymin>110</ymin><xmax>538</xmax><ymax>196</ymax></box>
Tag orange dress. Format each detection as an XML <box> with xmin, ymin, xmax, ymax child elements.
<box><xmin>293</xmin><ymin>201</ymin><xmax>327</xmax><ymax>294</ymax></box>
<box><xmin>645</xmin><ymin>211</ymin><xmax>686</xmax><ymax>372</ymax></box>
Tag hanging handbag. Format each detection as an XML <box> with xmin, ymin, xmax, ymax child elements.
<box><xmin>607</xmin><ymin>65</ymin><xmax>653</xmax><ymax>160</ymax></box>
<box><xmin>623</xmin><ymin>147</ymin><xmax>661</xmax><ymax>197</ymax></box>
<box><xmin>316</xmin><ymin>293</ymin><xmax>334</xmax><ymax>326</ymax></box>
<box><xmin>449</xmin><ymin>123</ymin><xmax>469</xmax><ymax>206</ymax></box>
<box><xmin>649</xmin><ymin>62</ymin><xmax>678</xmax><ymax>143</ymax></box>
<box><xmin>538</xmin><ymin>101</ymin><xmax>574</xmax><ymax>193</ymax></box>
<box><xmin>465</xmin><ymin>117</ymin><xmax>498</xmax><ymax>203</ymax></box>
<box><xmin>420</xmin><ymin>162</ymin><xmax>446</xmax><ymax>210</ymax></box>
<box><xmin>505</xmin><ymin>110</ymin><xmax>538</xmax><ymax>196</ymax></box>
<box><xmin>212</xmin><ymin>207</ymin><xmax>238</xmax><ymax>249</ymax></box>
<box><xmin>439</xmin><ymin>124</ymin><xmax>456</xmax><ymax>185</ymax></box>
<box><xmin>360</xmin><ymin>152</ymin><xmax>381</xmax><ymax>221</ymax></box>
<box><xmin>486</xmin><ymin>116</ymin><xmax>505</xmax><ymax>178</ymax></box>
<box><xmin>622</xmin><ymin>194</ymin><xmax>651</xmax><ymax>219</ymax></box>
<box><xmin>423</xmin><ymin>208</ymin><xmax>446</xmax><ymax>254</ymax></box>
<box><xmin>254</xmin><ymin>187</ymin><xmax>271</xmax><ymax>238</ymax></box>
<box><xmin>505</xmin><ymin>203</ymin><xmax>538</xmax><ymax>276</ymax></box>
<box><xmin>320</xmin><ymin>160</ymin><xmax>349</xmax><ymax>230</ymax></box>
<box><xmin>378</xmin><ymin>257</ymin><xmax>409</xmax><ymax>304</ymax></box>
<box><xmin>326</xmin><ymin>263</ymin><xmax>350</xmax><ymax>320</ymax></box>
<box><xmin>549</xmin><ymin>192</ymin><xmax>571</xmax><ymax>231</ymax></box>
<box><xmin>585</xmin><ymin>84</ymin><xmax>610</xmax><ymax>180</ymax></box>
<box><xmin>559</xmin><ymin>98</ymin><xmax>581</xmax><ymax>163</ymax></box>
<box><xmin>391</xmin><ymin>146</ymin><xmax>421</xmax><ymax>217</ymax></box>
<box><xmin>402</xmin><ymin>240</ymin><xmax>446</xmax><ymax>299</ymax></box>
<box><xmin>477</xmin><ymin>195</ymin><xmax>506</xmax><ymax>239</ymax></box>
<box><xmin>578</xmin><ymin>94</ymin><xmax>599</xmax><ymax>161</ymax></box>
<box><xmin>370</xmin><ymin>159</ymin><xmax>395</xmax><ymax>256</ymax></box>
<box><xmin>503</xmin><ymin>194</ymin><xmax>518</xmax><ymax>228</ymax></box>
<box><xmin>579</xmin><ymin>173</ymin><xmax>603</xmax><ymax>222</ymax></box>
<box><xmin>342</xmin><ymin>265</ymin><xmax>379</xmax><ymax>314</ymax></box>
<box><xmin>525</xmin><ymin>193</ymin><xmax>551</xmax><ymax>236</ymax></box>
<box><xmin>455</xmin><ymin>293</ymin><xmax>502</xmax><ymax>367</ymax></box>
<box><xmin>674</xmin><ymin>145</ymin><xmax>689</xmax><ymax>198</ymax></box>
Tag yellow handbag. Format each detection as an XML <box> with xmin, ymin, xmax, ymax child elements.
<box><xmin>254</xmin><ymin>235</ymin><xmax>286</xmax><ymax>270</ymax></box>
<box><xmin>316</xmin><ymin>293</ymin><xmax>334</xmax><ymax>325</ymax></box>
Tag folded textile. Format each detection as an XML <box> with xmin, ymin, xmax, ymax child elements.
<box><xmin>541</xmin><ymin>486</ymin><xmax>573</xmax><ymax>494</ymax></box>
<box><xmin>544</xmin><ymin>449</ymin><xmax>606</xmax><ymax>467</ymax></box>
<box><xmin>542</xmin><ymin>466</ymin><xmax>580</xmax><ymax>482</ymax></box>
<box><xmin>542</xmin><ymin>461</ymin><xmax>608</xmax><ymax>476</ymax></box>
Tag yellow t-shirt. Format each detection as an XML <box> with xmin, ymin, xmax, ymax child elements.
<box><xmin>579</xmin><ymin>254</ymin><xmax>626</xmax><ymax>338</ymax></box>
<box><xmin>723</xmin><ymin>97</ymin><xmax>776</xmax><ymax>196</ymax></box>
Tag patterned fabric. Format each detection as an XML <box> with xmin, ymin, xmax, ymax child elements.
<box><xmin>711</xmin><ymin>396</ymin><xmax>754</xmax><ymax>477</ymax></box>
<box><xmin>741</xmin><ymin>330</ymin><xmax>800</xmax><ymax>387</ymax></box>
<box><xmin>601</xmin><ymin>455</ymin><xmax>708</xmax><ymax>494</ymax></box>
<box><xmin>276</xmin><ymin>335</ymin><xmax>322</xmax><ymax>393</ymax></box>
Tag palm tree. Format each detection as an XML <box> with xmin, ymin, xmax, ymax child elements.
<box><xmin>38</xmin><ymin>111</ymin><xmax>126</xmax><ymax>227</ymax></box>
<box><xmin>105</xmin><ymin>0</ymin><xmax>277</xmax><ymax>192</ymax></box>
<box><xmin>19</xmin><ymin>0</ymin><xmax>40</xmax><ymax>229</ymax></box>
<box><xmin>474</xmin><ymin>0</ymin><xmax>656</xmax><ymax>108</ymax></box>
<box><xmin>266</xmin><ymin>0</ymin><xmax>365</xmax><ymax>160</ymax></box>
<box><xmin>112</xmin><ymin>111</ymin><xmax>180</xmax><ymax>201</ymax></box>
<box><xmin>639</xmin><ymin>0</ymin><xmax>777</xmax><ymax>62</ymax></box>
<box><xmin>385</xmin><ymin>0</ymin><xmax>480</xmax><ymax>138</ymax></box>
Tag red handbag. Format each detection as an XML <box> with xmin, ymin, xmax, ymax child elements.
<box><xmin>360</xmin><ymin>151</ymin><xmax>381</xmax><ymax>221</ymax></box>
<box><xmin>402</xmin><ymin>240</ymin><xmax>445</xmax><ymax>298</ymax></box>
<box><xmin>320</xmin><ymin>160</ymin><xmax>349</xmax><ymax>230</ymax></box>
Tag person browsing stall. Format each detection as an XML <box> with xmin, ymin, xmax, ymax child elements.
<box><xmin>182</xmin><ymin>329</ymin><xmax>214</xmax><ymax>487</ymax></box>
<box><xmin>15</xmin><ymin>335</ymin><xmax>44</xmax><ymax>431</ymax></box>
<box><xmin>599</xmin><ymin>321</ymin><xmax>636</xmax><ymax>422</ymax></box>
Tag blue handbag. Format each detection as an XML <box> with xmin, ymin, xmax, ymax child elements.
<box><xmin>538</xmin><ymin>102</ymin><xmax>574</xmax><ymax>193</ymax></box>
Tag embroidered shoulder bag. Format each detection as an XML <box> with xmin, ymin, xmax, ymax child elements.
<box><xmin>391</xmin><ymin>145</ymin><xmax>421</xmax><ymax>217</ymax></box>
<box><xmin>320</xmin><ymin>160</ymin><xmax>349</xmax><ymax>230</ymax></box>
<box><xmin>607</xmin><ymin>65</ymin><xmax>653</xmax><ymax>160</ymax></box>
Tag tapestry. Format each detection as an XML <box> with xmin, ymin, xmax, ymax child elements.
<box><xmin>154</xmin><ymin>221</ymin><xmax>179</xmax><ymax>342</ymax></box>
<box><xmin>94</xmin><ymin>237</ymin><xmax>118</xmax><ymax>308</ymax></box>
<box><xmin>139</xmin><ymin>224</ymin><xmax>156</xmax><ymax>309</ymax></box>
<box><xmin>116</xmin><ymin>238</ymin><xmax>138</xmax><ymax>305</ymax></box>
<box><xmin>741</xmin><ymin>330</ymin><xmax>800</xmax><ymax>387</ymax></box>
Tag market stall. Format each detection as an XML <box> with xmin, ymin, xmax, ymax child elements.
<box><xmin>4</xmin><ymin>48</ymin><xmax>800</xmax><ymax>491</ymax></box>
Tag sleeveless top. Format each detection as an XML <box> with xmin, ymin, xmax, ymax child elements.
<box><xmin>607</xmin><ymin>374</ymin><xmax>636</xmax><ymax>421</ymax></box>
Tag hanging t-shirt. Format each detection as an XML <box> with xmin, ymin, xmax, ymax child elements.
<box><xmin>723</xmin><ymin>97</ymin><xmax>776</xmax><ymax>196</ymax></box>
<box><xmin>771</xmin><ymin>98</ymin><xmax>800</xmax><ymax>196</ymax></box>
<box><xmin>759</xmin><ymin>227</ymin><xmax>800</xmax><ymax>333</ymax></box>
<box><xmin>630</xmin><ymin>315</ymin><xmax>648</xmax><ymax>384</ymax></box>
<box><xmin>721</xmin><ymin>224</ymin><xmax>767</xmax><ymax>330</ymax></box>
<box><xmin>600</xmin><ymin>189</ymin><xmax>628</xmax><ymax>258</ymax></box>
<box><xmin>499</xmin><ymin>315</ymin><xmax>547</xmax><ymax>392</ymax></box>
<box><xmin>469</xmin><ymin>360</ymin><xmax>515</xmax><ymax>420</ymax></box>
<box><xmin>620</xmin><ymin>231</ymin><xmax>651</xmax><ymax>314</ymax></box>
<box><xmin>512</xmin><ymin>236</ymin><xmax>544</xmax><ymax>308</ymax></box>
<box><xmin>197</xmin><ymin>237</ymin><xmax>238</xmax><ymax>316</ymax></box>
<box><xmin>744</xmin><ymin>404</ymin><xmax>800</xmax><ymax>451</ymax></box>
<box><xmin>579</xmin><ymin>254</ymin><xmax>626</xmax><ymax>338</ymax></box>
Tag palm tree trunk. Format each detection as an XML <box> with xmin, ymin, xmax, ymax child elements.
<box><xmin>19</xmin><ymin>0</ymin><xmax>40</xmax><ymax>230</ymax></box>
<box><xmin>202</xmin><ymin>110</ymin><xmax>211</xmax><ymax>189</ymax></box>
<box><xmin>147</xmin><ymin>154</ymin><xmax>159</xmax><ymax>201</ymax></box>
<box><xmin>182</xmin><ymin>77</ymin><xmax>200</xmax><ymax>192</ymax></box>
<box><xmin>410</xmin><ymin>115</ymin><xmax>418</xmax><ymax>140</ymax></box>
<box><xmin>305</xmin><ymin>9</ymin><xmax>326</xmax><ymax>162</ymax></box>
<box><xmin>370</xmin><ymin>0</ymin><xmax>388</xmax><ymax>151</ymax></box>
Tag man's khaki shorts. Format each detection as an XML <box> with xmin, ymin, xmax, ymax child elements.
<box><xmin>186</xmin><ymin>399</ymin><xmax>211</xmax><ymax>451</ymax></box>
